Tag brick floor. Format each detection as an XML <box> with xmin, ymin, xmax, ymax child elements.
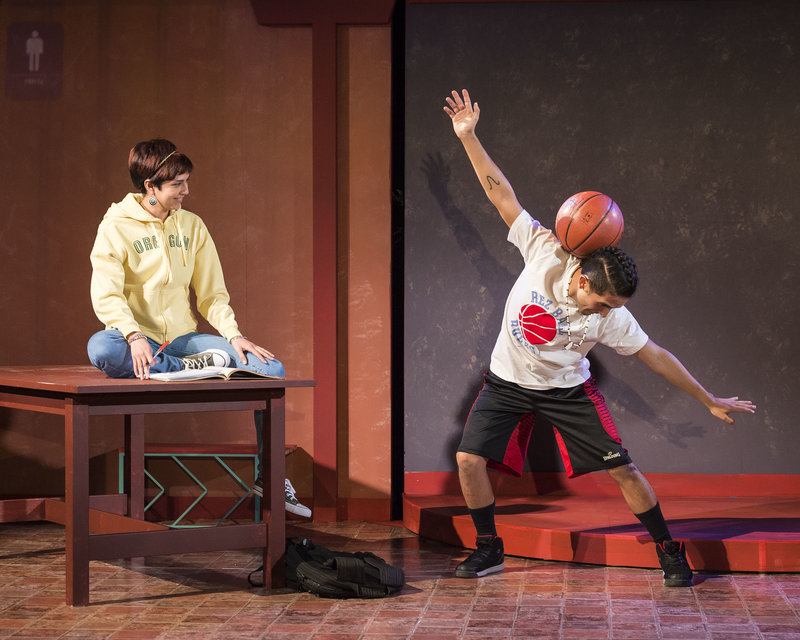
<box><xmin>1</xmin><ymin>520</ymin><xmax>799</xmax><ymax>639</ymax></box>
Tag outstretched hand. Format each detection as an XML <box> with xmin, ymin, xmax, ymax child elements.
<box><xmin>707</xmin><ymin>396</ymin><xmax>757</xmax><ymax>424</ymax></box>
<box><xmin>444</xmin><ymin>89</ymin><xmax>480</xmax><ymax>138</ymax></box>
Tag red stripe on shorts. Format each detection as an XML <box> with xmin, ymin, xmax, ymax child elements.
<box><xmin>551</xmin><ymin>427</ymin><xmax>574</xmax><ymax>477</ymax></box>
<box><xmin>583</xmin><ymin>378</ymin><xmax>623</xmax><ymax>444</ymax></box>
<box><xmin>487</xmin><ymin>413</ymin><xmax>535</xmax><ymax>478</ymax></box>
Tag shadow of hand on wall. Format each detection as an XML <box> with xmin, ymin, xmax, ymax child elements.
<box><xmin>421</xmin><ymin>152</ymin><xmax>518</xmax><ymax>463</ymax></box>
<box><xmin>421</xmin><ymin>152</ymin><xmax>516</xmax><ymax>289</ymax></box>
<box><xmin>588</xmin><ymin>353</ymin><xmax>707</xmax><ymax>450</ymax></box>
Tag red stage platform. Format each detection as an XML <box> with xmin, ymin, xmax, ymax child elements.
<box><xmin>403</xmin><ymin>472</ymin><xmax>800</xmax><ymax>573</ymax></box>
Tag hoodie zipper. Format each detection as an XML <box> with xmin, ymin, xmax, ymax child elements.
<box><xmin>158</xmin><ymin>218</ymin><xmax>173</xmax><ymax>342</ymax></box>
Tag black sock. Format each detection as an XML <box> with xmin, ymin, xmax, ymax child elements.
<box><xmin>468</xmin><ymin>501</ymin><xmax>497</xmax><ymax>540</ymax></box>
<box><xmin>634</xmin><ymin>502</ymin><xmax>672</xmax><ymax>543</ymax></box>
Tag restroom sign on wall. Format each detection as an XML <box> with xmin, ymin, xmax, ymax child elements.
<box><xmin>6</xmin><ymin>22</ymin><xmax>63</xmax><ymax>100</ymax></box>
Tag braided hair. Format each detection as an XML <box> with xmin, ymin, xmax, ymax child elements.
<box><xmin>580</xmin><ymin>246</ymin><xmax>639</xmax><ymax>298</ymax></box>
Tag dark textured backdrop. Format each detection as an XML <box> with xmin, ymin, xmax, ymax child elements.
<box><xmin>404</xmin><ymin>1</ymin><xmax>798</xmax><ymax>475</ymax></box>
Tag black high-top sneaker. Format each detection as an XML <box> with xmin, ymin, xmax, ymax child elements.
<box><xmin>656</xmin><ymin>540</ymin><xmax>693</xmax><ymax>587</ymax></box>
<box><xmin>455</xmin><ymin>535</ymin><xmax>504</xmax><ymax>578</ymax></box>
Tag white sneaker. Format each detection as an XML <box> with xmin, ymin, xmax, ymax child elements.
<box><xmin>284</xmin><ymin>478</ymin><xmax>312</xmax><ymax>518</ymax></box>
<box><xmin>181</xmin><ymin>349</ymin><xmax>231</xmax><ymax>369</ymax></box>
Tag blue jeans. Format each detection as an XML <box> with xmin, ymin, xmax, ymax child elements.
<box><xmin>87</xmin><ymin>329</ymin><xmax>286</xmax><ymax>481</ymax></box>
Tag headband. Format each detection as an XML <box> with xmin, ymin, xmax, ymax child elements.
<box><xmin>153</xmin><ymin>150</ymin><xmax>177</xmax><ymax>172</ymax></box>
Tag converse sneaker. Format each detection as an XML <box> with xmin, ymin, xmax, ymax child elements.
<box><xmin>251</xmin><ymin>478</ymin><xmax>312</xmax><ymax>518</ymax></box>
<box><xmin>656</xmin><ymin>540</ymin><xmax>693</xmax><ymax>587</ymax></box>
<box><xmin>284</xmin><ymin>478</ymin><xmax>311</xmax><ymax>517</ymax></box>
<box><xmin>181</xmin><ymin>349</ymin><xmax>231</xmax><ymax>369</ymax></box>
<box><xmin>455</xmin><ymin>535</ymin><xmax>504</xmax><ymax>578</ymax></box>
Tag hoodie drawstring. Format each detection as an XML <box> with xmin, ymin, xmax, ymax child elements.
<box><xmin>175</xmin><ymin>213</ymin><xmax>187</xmax><ymax>267</ymax></box>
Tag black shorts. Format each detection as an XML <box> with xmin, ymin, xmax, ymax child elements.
<box><xmin>458</xmin><ymin>370</ymin><xmax>632</xmax><ymax>478</ymax></box>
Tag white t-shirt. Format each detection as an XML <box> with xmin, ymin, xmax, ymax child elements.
<box><xmin>489</xmin><ymin>211</ymin><xmax>649</xmax><ymax>389</ymax></box>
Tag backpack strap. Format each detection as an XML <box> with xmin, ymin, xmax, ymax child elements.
<box><xmin>361</xmin><ymin>554</ymin><xmax>405</xmax><ymax>587</ymax></box>
<box><xmin>247</xmin><ymin>564</ymin><xmax>264</xmax><ymax>587</ymax></box>
<box><xmin>335</xmin><ymin>554</ymin><xmax>405</xmax><ymax>596</ymax></box>
<box><xmin>334</xmin><ymin>556</ymin><xmax>367</xmax><ymax>585</ymax></box>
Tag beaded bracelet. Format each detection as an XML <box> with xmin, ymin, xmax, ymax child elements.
<box><xmin>230</xmin><ymin>335</ymin><xmax>247</xmax><ymax>343</ymax></box>
<box><xmin>127</xmin><ymin>332</ymin><xmax>147</xmax><ymax>344</ymax></box>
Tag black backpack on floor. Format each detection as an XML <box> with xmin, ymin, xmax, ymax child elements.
<box><xmin>249</xmin><ymin>537</ymin><xmax>405</xmax><ymax>598</ymax></box>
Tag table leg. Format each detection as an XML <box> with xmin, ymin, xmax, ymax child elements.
<box><xmin>263</xmin><ymin>392</ymin><xmax>286</xmax><ymax>587</ymax></box>
<box><xmin>124</xmin><ymin>414</ymin><xmax>145</xmax><ymax>520</ymax></box>
<box><xmin>65</xmin><ymin>399</ymin><xmax>90</xmax><ymax>606</ymax></box>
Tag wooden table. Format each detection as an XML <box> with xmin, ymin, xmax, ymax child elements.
<box><xmin>0</xmin><ymin>365</ymin><xmax>315</xmax><ymax>606</ymax></box>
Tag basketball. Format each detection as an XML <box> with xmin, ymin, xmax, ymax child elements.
<box><xmin>554</xmin><ymin>191</ymin><xmax>624</xmax><ymax>258</ymax></box>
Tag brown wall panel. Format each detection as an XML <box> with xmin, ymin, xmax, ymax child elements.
<box><xmin>1</xmin><ymin>0</ymin><xmax>393</xmax><ymax>506</ymax></box>
<box><xmin>340</xmin><ymin>25</ymin><xmax>393</xmax><ymax>500</ymax></box>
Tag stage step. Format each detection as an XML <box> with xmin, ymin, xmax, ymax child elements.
<box><xmin>403</xmin><ymin>493</ymin><xmax>800</xmax><ymax>573</ymax></box>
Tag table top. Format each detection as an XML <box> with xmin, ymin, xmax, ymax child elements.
<box><xmin>0</xmin><ymin>365</ymin><xmax>315</xmax><ymax>395</ymax></box>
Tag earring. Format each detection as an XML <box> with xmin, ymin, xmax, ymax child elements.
<box><xmin>148</xmin><ymin>196</ymin><xmax>157</xmax><ymax>206</ymax></box>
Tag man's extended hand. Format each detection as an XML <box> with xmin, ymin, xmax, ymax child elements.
<box><xmin>444</xmin><ymin>89</ymin><xmax>480</xmax><ymax>139</ymax></box>
<box><xmin>707</xmin><ymin>396</ymin><xmax>757</xmax><ymax>425</ymax></box>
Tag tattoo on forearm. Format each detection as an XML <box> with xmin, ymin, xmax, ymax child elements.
<box><xmin>486</xmin><ymin>175</ymin><xmax>500</xmax><ymax>190</ymax></box>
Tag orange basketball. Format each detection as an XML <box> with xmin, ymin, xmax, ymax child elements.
<box><xmin>554</xmin><ymin>191</ymin><xmax>624</xmax><ymax>258</ymax></box>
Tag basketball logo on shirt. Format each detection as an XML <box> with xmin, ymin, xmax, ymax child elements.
<box><xmin>517</xmin><ymin>303</ymin><xmax>557</xmax><ymax>345</ymax></box>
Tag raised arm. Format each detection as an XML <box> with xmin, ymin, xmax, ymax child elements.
<box><xmin>634</xmin><ymin>339</ymin><xmax>757</xmax><ymax>424</ymax></box>
<box><xmin>444</xmin><ymin>89</ymin><xmax>523</xmax><ymax>228</ymax></box>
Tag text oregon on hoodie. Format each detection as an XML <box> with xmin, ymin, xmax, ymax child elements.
<box><xmin>90</xmin><ymin>193</ymin><xmax>241</xmax><ymax>343</ymax></box>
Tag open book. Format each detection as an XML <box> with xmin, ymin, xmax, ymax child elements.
<box><xmin>149</xmin><ymin>367</ymin><xmax>284</xmax><ymax>382</ymax></box>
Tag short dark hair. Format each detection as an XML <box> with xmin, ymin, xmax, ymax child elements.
<box><xmin>580</xmin><ymin>246</ymin><xmax>638</xmax><ymax>298</ymax></box>
<box><xmin>128</xmin><ymin>139</ymin><xmax>193</xmax><ymax>193</ymax></box>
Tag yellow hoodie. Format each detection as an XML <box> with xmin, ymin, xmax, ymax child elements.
<box><xmin>90</xmin><ymin>193</ymin><xmax>241</xmax><ymax>343</ymax></box>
